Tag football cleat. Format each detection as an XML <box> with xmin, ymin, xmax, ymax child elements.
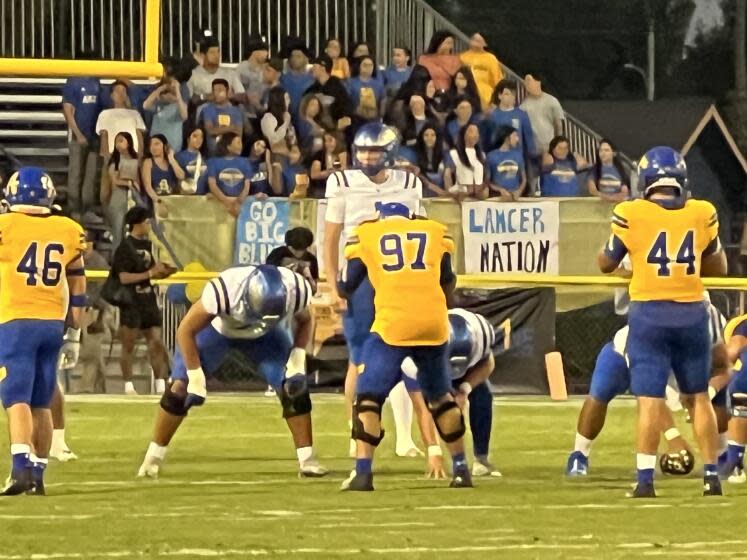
<box><xmin>703</xmin><ymin>475</ymin><xmax>723</xmax><ymax>496</ymax></box>
<box><xmin>626</xmin><ymin>482</ymin><xmax>656</xmax><ymax>498</ymax></box>
<box><xmin>718</xmin><ymin>456</ymin><xmax>744</xmax><ymax>480</ymax></box>
<box><xmin>137</xmin><ymin>457</ymin><xmax>162</xmax><ymax>479</ymax></box>
<box><xmin>472</xmin><ymin>459</ymin><xmax>502</xmax><ymax>478</ymax></box>
<box><xmin>341</xmin><ymin>470</ymin><xmax>374</xmax><ymax>491</ymax></box>
<box><xmin>125</xmin><ymin>385</ymin><xmax>139</xmax><ymax>396</ymax></box>
<box><xmin>728</xmin><ymin>467</ymin><xmax>746</xmax><ymax>484</ymax></box>
<box><xmin>26</xmin><ymin>480</ymin><xmax>45</xmax><ymax>496</ymax></box>
<box><xmin>566</xmin><ymin>451</ymin><xmax>589</xmax><ymax>476</ymax></box>
<box><xmin>299</xmin><ymin>458</ymin><xmax>329</xmax><ymax>478</ymax></box>
<box><xmin>264</xmin><ymin>385</ymin><xmax>276</xmax><ymax>397</ymax></box>
<box><xmin>1</xmin><ymin>469</ymin><xmax>33</xmax><ymax>496</ymax></box>
<box><xmin>450</xmin><ymin>466</ymin><xmax>474</xmax><ymax>488</ymax></box>
<box><xmin>50</xmin><ymin>448</ymin><xmax>78</xmax><ymax>462</ymax></box>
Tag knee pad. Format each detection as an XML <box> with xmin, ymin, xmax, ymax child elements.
<box><xmin>160</xmin><ymin>383</ymin><xmax>188</xmax><ymax>417</ymax></box>
<box><xmin>279</xmin><ymin>385</ymin><xmax>312</xmax><ymax>419</ymax></box>
<box><xmin>731</xmin><ymin>392</ymin><xmax>747</xmax><ymax>418</ymax></box>
<box><xmin>430</xmin><ymin>400</ymin><xmax>466</xmax><ymax>443</ymax></box>
<box><xmin>352</xmin><ymin>393</ymin><xmax>386</xmax><ymax>447</ymax></box>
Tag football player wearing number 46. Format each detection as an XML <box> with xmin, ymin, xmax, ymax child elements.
<box><xmin>0</xmin><ymin>167</ymin><xmax>88</xmax><ymax>496</ymax></box>
<box><xmin>598</xmin><ymin>146</ymin><xmax>728</xmax><ymax>498</ymax></box>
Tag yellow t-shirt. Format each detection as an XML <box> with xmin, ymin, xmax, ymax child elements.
<box><xmin>460</xmin><ymin>50</ymin><xmax>503</xmax><ymax>111</ymax></box>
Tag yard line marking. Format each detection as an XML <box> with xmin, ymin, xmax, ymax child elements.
<box><xmin>0</xmin><ymin>514</ymin><xmax>96</xmax><ymax>520</ymax></box>
<box><xmin>314</xmin><ymin>522</ymin><xmax>435</xmax><ymax>529</ymax></box>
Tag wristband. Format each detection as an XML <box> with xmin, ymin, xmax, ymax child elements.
<box><xmin>459</xmin><ymin>382</ymin><xmax>473</xmax><ymax>396</ymax></box>
<box><xmin>664</xmin><ymin>427</ymin><xmax>681</xmax><ymax>442</ymax></box>
<box><xmin>427</xmin><ymin>444</ymin><xmax>443</xmax><ymax>457</ymax></box>
<box><xmin>69</xmin><ymin>294</ymin><xmax>88</xmax><ymax>307</ymax></box>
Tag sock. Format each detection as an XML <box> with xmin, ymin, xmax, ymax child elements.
<box><xmin>718</xmin><ymin>432</ymin><xmax>729</xmax><ymax>456</ymax></box>
<box><xmin>286</xmin><ymin>348</ymin><xmax>307</xmax><ymax>377</ymax></box>
<box><xmin>574</xmin><ymin>433</ymin><xmax>593</xmax><ymax>457</ymax></box>
<box><xmin>296</xmin><ymin>446</ymin><xmax>313</xmax><ymax>465</ymax></box>
<box><xmin>475</xmin><ymin>454</ymin><xmax>489</xmax><ymax>464</ymax></box>
<box><xmin>30</xmin><ymin>454</ymin><xmax>47</xmax><ymax>483</ymax></box>
<box><xmin>146</xmin><ymin>441</ymin><xmax>168</xmax><ymax>461</ymax></box>
<box><xmin>10</xmin><ymin>443</ymin><xmax>31</xmax><ymax>475</ymax></box>
<box><xmin>468</xmin><ymin>383</ymin><xmax>492</xmax><ymax>457</ymax></box>
<box><xmin>727</xmin><ymin>441</ymin><xmax>745</xmax><ymax>467</ymax></box>
<box><xmin>124</xmin><ymin>381</ymin><xmax>135</xmax><ymax>393</ymax></box>
<box><xmin>389</xmin><ymin>381</ymin><xmax>414</xmax><ymax>450</ymax></box>
<box><xmin>356</xmin><ymin>458</ymin><xmax>372</xmax><ymax>474</ymax></box>
<box><xmin>452</xmin><ymin>452</ymin><xmax>467</xmax><ymax>472</ymax></box>
<box><xmin>704</xmin><ymin>463</ymin><xmax>718</xmax><ymax>478</ymax></box>
<box><xmin>155</xmin><ymin>378</ymin><xmax>166</xmax><ymax>394</ymax></box>
<box><xmin>636</xmin><ymin>453</ymin><xmax>657</xmax><ymax>485</ymax></box>
<box><xmin>51</xmin><ymin>428</ymin><xmax>67</xmax><ymax>451</ymax></box>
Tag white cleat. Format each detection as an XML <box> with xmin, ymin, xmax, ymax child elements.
<box><xmin>264</xmin><ymin>385</ymin><xmax>276</xmax><ymax>397</ymax></box>
<box><xmin>728</xmin><ymin>467</ymin><xmax>747</xmax><ymax>484</ymax></box>
<box><xmin>137</xmin><ymin>458</ymin><xmax>162</xmax><ymax>479</ymax></box>
<box><xmin>125</xmin><ymin>386</ymin><xmax>139</xmax><ymax>396</ymax></box>
<box><xmin>340</xmin><ymin>469</ymin><xmax>357</xmax><ymax>490</ymax></box>
<box><xmin>395</xmin><ymin>445</ymin><xmax>424</xmax><ymax>458</ymax></box>
<box><xmin>50</xmin><ymin>448</ymin><xmax>78</xmax><ymax>462</ymax></box>
<box><xmin>472</xmin><ymin>459</ymin><xmax>502</xmax><ymax>478</ymax></box>
<box><xmin>299</xmin><ymin>458</ymin><xmax>329</xmax><ymax>478</ymax></box>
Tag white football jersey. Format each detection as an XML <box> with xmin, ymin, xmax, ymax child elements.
<box><xmin>324</xmin><ymin>169</ymin><xmax>423</xmax><ymax>241</ymax></box>
<box><xmin>448</xmin><ymin>309</ymin><xmax>496</xmax><ymax>380</ymax></box>
<box><xmin>200</xmin><ymin>265</ymin><xmax>312</xmax><ymax>339</ymax></box>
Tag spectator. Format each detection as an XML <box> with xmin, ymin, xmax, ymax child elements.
<box><xmin>61</xmin><ymin>54</ymin><xmax>102</xmax><ymax>220</ymax></box>
<box><xmin>297</xmin><ymin>93</ymin><xmax>328</xmax><ymax>156</ymax></box>
<box><xmin>487</xmin><ymin>79</ymin><xmax>535</xmax><ymax>155</ymax></box>
<box><xmin>348</xmin><ymin>55</ymin><xmax>386</xmax><ymax>123</ymax></box>
<box><xmin>175</xmin><ymin>125</ymin><xmax>209</xmax><ymax>194</ymax></box>
<box><xmin>386</xmin><ymin>64</ymin><xmax>432</xmax><ymax>129</ymax></box>
<box><xmin>447</xmin><ymin>66</ymin><xmax>481</xmax><ymax>114</ymax></box>
<box><xmin>540</xmin><ymin>135</ymin><xmax>589</xmax><ymax>197</ymax></box>
<box><xmin>418</xmin><ymin>31</ymin><xmax>461</xmax><ymax>92</ymax></box>
<box><xmin>262</xmin><ymin>57</ymin><xmax>284</xmax><ymax>106</ymax></box>
<box><xmin>207</xmin><ymin>132</ymin><xmax>253</xmax><ymax>216</ymax></box>
<box><xmin>191</xmin><ymin>28</ymin><xmax>214</xmax><ymax>67</ymax></box>
<box><xmin>260</xmin><ymin>86</ymin><xmax>295</xmax><ymax>160</ymax></box>
<box><xmin>445</xmin><ymin>123</ymin><xmax>488</xmax><ymax>200</ymax></box>
<box><xmin>104</xmin><ymin>132</ymin><xmax>141</xmax><ymax>248</ymax></box>
<box><xmin>143</xmin><ymin>75</ymin><xmax>188</xmax><ymax>151</ymax></box>
<box><xmin>247</xmin><ymin>136</ymin><xmax>279</xmax><ymax>197</ymax></box>
<box><xmin>486</xmin><ymin>126</ymin><xmax>526</xmax><ymax>201</ymax></box>
<box><xmin>187</xmin><ymin>37</ymin><xmax>245</xmax><ymax>100</ymax></box>
<box><xmin>305</xmin><ymin>54</ymin><xmax>353</xmax><ymax>130</ymax></box>
<box><xmin>280</xmin><ymin>39</ymin><xmax>315</xmax><ymax>116</ymax></box>
<box><xmin>401</xmin><ymin>94</ymin><xmax>435</xmax><ymax>146</ymax></box>
<box><xmin>348</xmin><ymin>41</ymin><xmax>373</xmax><ymax>63</ymax></box>
<box><xmin>236</xmin><ymin>36</ymin><xmax>270</xmax><ymax>118</ymax></box>
<box><xmin>112</xmin><ymin>206</ymin><xmax>174</xmax><ymax>396</ymax></box>
<box><xmin>201</xmin><ymin>78</ymin><xmax>244</xmax><ymax>155</ymax></box>
<box><xmin>325</xmin><ymin>38</ymin><xmax>351</xmax><ymax>80</ymax></box>
<box><xmin>425</xmin><ymin>79</ymin><xmax>451</xmax><ymax>126</ymax></box>
<box><xmin>383</xmin><ymin>46</ymin><xmax>413</xmax><ymax>98</ymax></box>
<box><xmin>141</xmin><ymin>134</ymin><xmax>186</xmax><ymax>206</ymax></box>
<box><xmin>282</xmin><ymin>144</ymin><xmax>310</xmax><ymax>198</ymax></box>
<box><xmin>460</xmin><ymin>32</ymin><xmax>503</xmax><ymax>111</ymax></box>
<box><xmin>446</xmin><ymin>96</ymin><xmax>478</xmax><ymax>147</ymax></box>
<box><xmin>96</xmin><ymin>80</ymin><xmax>146</xmax><ymax>158</ymax></box>
<box><xmin>587</xmin><ymin>139</ymin><xmax>630</xmax><ymax>202</ymax></box>
<box><xmin>413</xmin><ymin>124</ymin><xmax>448</xmax><ymax>197</ymax></box>
<box><xmin>266</xmin><ymin>226</ymin><xmax>319</xmax><ymax>286</ymax></box>
<box><xmin>520</xmin><ymin>73</ymin><xmax>564</xmax><ymax>155</ymax></box>
<box><xmin>310</xmin><ymin>131</ymin><xmax>348</xmax><ymax>198</ymax></box>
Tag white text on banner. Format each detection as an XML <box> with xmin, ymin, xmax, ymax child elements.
<box><xmin>461</xmin><ymin>200</ymin><xmax>560</xmax><ymax>274</ymax></box>
<box><xmin>234</xmin><ymin>197</ymin><xmax>290</xmax><ymax>265</ymax></box>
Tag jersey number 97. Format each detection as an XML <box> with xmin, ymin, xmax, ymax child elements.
<box><xmin>16</xmin><ymin>242</ymin><xmax>64</xmax><ymax>286</ymax></box>
<box><xmin>379</xmin><ymin>232</ymin><xmax>426</xmax><ymax>272</ymax></box>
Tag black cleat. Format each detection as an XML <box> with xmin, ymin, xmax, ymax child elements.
<box><xmin>703</xmin><ymin>475</ymin><xmax>723</xmax><ymax>496</ymax></box>
<box><xmin>26</xmin><ymin>479</ymin><xmax>45</xmax><ymax>496</ymax></box>
<box><xmin>1</xmin><ymin>470</ymin><xmax>33</xmax><ymax>496</ymax></box>
<box><xmin>450</xmin><ymin>467</ymin><xmax>474</xmax><ymax>488</ymax></box>
<box><xmin>627</xmin><ymin>482</ymin><xmax>656</xmax><ymax>498</ymax></box>
<box><xmin>341</xmin><ymin>471</ymin><xmax>374</xmax><ymax>492</ymax></box>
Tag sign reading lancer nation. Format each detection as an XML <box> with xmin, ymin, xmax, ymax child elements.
<box><xmin>461</xmin><ymin>201</ymin><xmax>560</xmax><ymax>274</ymax></box>
<box><xmin>234</xmin><ymin>197</ymin><xmax>289</xmax><ymax>265</ymax></box>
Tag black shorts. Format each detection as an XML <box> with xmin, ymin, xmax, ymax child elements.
<box><xmin>120</xmin><ymin>297</ymin><xmax>162</xmax><ymax>330</ymax></box>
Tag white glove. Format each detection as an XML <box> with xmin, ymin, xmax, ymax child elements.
<box><xmin>185</xmin><ymin>367</ymin><xmax>207</xmax><ymax>409</ymax></box>
<box><xmin>58</xmin><ymin>328</ymin><xmax>82</xmax><ymax>370</ymax></box>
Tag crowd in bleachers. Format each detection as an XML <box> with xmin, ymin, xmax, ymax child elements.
<box><xmin>62</xmin><ymin>30</ymin><xmax>634</xmax><ymax>244</ymax></box>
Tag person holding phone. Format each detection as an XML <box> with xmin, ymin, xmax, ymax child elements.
<box><xmin>112</xmin><ymin>207</ymin><xmax>175</xmax><ymax>395</ymax></box>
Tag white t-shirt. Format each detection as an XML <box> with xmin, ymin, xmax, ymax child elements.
<box><xmin>187</xmin><ymin>65</ymin><xmax>246</xmax><ymax>97</ymax></box>
<box><xmin>95</xmin><ymin>108</ymin><xmax>146</xmax><ymax>154</ymax></box>
<box><xmin>449</xmin><ymin>148</ymin><xmax>484</xmax><ymax>186</ymax></box>
<box><xmin>200</xmin><ymin>266</ymin><xmax>312</xmax><ymax>339</ymax></box>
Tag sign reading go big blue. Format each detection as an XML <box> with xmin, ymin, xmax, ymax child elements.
<box><xmin>234</xmin><ymin>197</ymin><xmax>289</xmax><ymax>265</ymax></box>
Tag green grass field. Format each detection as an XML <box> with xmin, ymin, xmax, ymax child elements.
<box><xmin>0</xmin><ymin>394</ymin><xmax>743</xmax><ymax>559</ymax></box>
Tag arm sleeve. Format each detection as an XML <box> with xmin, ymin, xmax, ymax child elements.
<box><xmin>66</xmin><ymin>221</ymin><xmax>88</xmax><ymax>266</ymax></box>
<box><xmin>95</xmin><ymin>111</ymin><xmax>107</xmax><ymax>134</ymax></box>
<box><xmin>605</xmin><ymin>204</ymin><xmax>631</xmax><ymax>264</ymax></box>
<box><xmin>201</xmin><ymin>105</ymin><xmax>216</xmax><ymax>125</ymax></box>
<box><xmin>230</xmin><ymin>71</ymin><xmax>245</xmax><ymax>94</ymax></box>
<box><xmin>703</xmin><ymin>205</ymin><xmax>721</xmax><ymax>256</ymax></box>
<box><xmin>200</xmin><ymin>278</ymin><xmax>223</xmax><ymax>316</ymax></box>
<box><xmin>261</xmin><ymin>114</ymin><xmax>286</xmax><ymax>144</ymax></box>
<box><xmin>134</xmin><ymin>111</ymin><xmax>146</xmax><ymax>130</ymax></box>
<box><xmin>62</xmin><ymin>80</ymin><xmax>74</xmax><ymax>104</ymax></box>
<box><xmin>338</xmin><ymin>257</ymin><xmax>367</xmax><ymax>298</ymax></box>
<box><xmin>440</xmin><ymin>252</ymin><xmax>456</xmax><ymax>286</ymax></box>
<box><xmin>521</xmin><ymin>111</ymin><xmax>536</xmax><ymax>155</ymax></box>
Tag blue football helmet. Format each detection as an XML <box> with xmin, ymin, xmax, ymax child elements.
<box><xmin>637</xmin><ymin>146</ymin><xmax>687</xmax><ymax>199</ymax></box>
<box><xmin>240</xmin><ymin>265</ymin><xmax>288</xmax><ymax>330</ymax></box>
<box><xmin>448</xmin><ymin>313</ymin><xmax>473</xmax><ymax>380</ymax></box>
<box><xmin>4</xmin><ymin>166</ymin><xmax>56</xmax><ymax>212</ymax></box>
<box><xmin>375</xmin><ymin>201</ymin><xmax>411</xmax><ymax>218</ymax></box>
<box><xmin>352</xmin><ymin>122</ymin><xmax>400</xmax><ymax>176</ymax></box>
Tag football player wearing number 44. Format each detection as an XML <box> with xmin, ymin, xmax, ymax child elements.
<box><xmin>598</xmin><ymin>146</ymin><xmax>728</xmax><ymax>498</ymax></box>
<box><xmin>0</xmin><ymin>167</ymin><xmax>88</xmax><ymax>496</ymax></box>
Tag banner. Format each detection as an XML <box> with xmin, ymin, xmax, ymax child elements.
<box><xmin>462</xmin><ymin>201</ymin><xmax>560</xmax><ymax>274</ymax></box>
<box><xmin>234</xmin><ymin>197</ymin><xmax>290</xmax><ymax>265</ymax></box>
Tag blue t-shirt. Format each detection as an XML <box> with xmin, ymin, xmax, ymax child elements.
<box><xmin>207</xmin><ymin>155</ymin><xmax>253</xmax><ymax>197</ymax></box>
<box><xmin>148</xmin><ymin>100</ymin><xmax>184</xmax><ymax>151</ymax></box>
<box><xmin>347</xmin><ymin>77</ymin><xmax>386</xmax><ymax>117</ymax></box>
<box><xmin>487</xmin><ymin>108</ymin><xmax>535</xmax><ymax>155</ymax></box>
<box><xmin>280</xmin><ymin>71</ymin><xmax>315</xmax><ymax>115</ymax></box>
<box><xmin>200</xmin><ymin>102</ymin><xmax>243</xmax><ymax>129</ymax></box>
<box><xmin>541</xmin><ymin>158</ymin><xmax>580</xmax><ymax>197</ymax></box>
<box><xmin>175</xmin><ymin>149</ymin><xmax>208</xmax><ymax>194</ymax></box>
<box><xmin>62</xmin><ymin>77</ymin><xmax>102</xmax><ymax>141</ymax></box>
<box><xmin>445</xmin><ymin>117</ymin><xmax>480</xmax><ymax>148</ymax></box>
<box><xmin>149</xmin><ymin>160</ymin><xmax>179</xmax><ymax>196</ymax></box>
<box><xmin>596</xmin><ymin>164</ymin><xmax>624</xmax><ymax>194</ymax></box>
<box><xmin>486</xmin><ymin>148</ymin><xmax>524</xmax><ymax>191</ymax></box>
<box><xmin>248</xmin><ymin>157</ymin><xmax>271</xmax><ymax>196</ymax></box>
<box><xmin>382</xmin><ymin>65</ymin><xmax>412</xmax><ymax>96</ymax></box>
<box><xmin>281</xmin><ymin>163</ymin><xmax>309</xmax><ymax>196</ymax></box>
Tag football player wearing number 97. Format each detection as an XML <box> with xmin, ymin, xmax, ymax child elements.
<box><xmin>598</xmin><ymin>146</ymin><xmax>727</xmax><ymax>498</ymax></box>
<box><xmin>0</xmin><ymin>167</ymin><xmax>88</xmax><ymax>496</ymax></box>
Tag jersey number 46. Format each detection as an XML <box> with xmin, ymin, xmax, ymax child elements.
<box><xmin>647</xmin><ymin>230</ymin><xmax>695</xmax><ymax>277</ymax></box>
<box><xmin>17</xmin><ymin>242</ymin><xmax>64</xmax><ymax>286</ymax></box>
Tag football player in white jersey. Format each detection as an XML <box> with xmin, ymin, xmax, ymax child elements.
<box><xmin>323</xmin><ymin>123</ymin><xmax>424</xmax><ymax>457</ymax></box>
<box><xmin>137</xmin><ymin>264</ymin><xmax>328</xmax><ymax>479</ymax></box>
<box><xmin>566</xmin><ymin>302</ymin><xmax>730</xmax><ymax>477</ymax></box>
<box><xmin>402</xmin><ymin>309</ymin><xmax>501</xmax><ymax>477</ymax></box>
